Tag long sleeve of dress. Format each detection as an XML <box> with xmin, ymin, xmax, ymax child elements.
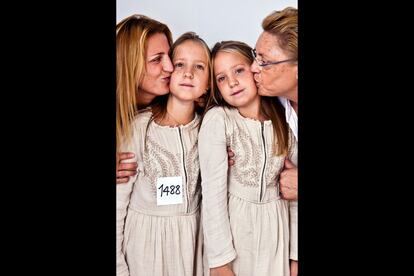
<box><xmin>198</xmin><ymin>108</ymin><xmax>237</xmax><ymax>268</ymax></box>
<box><xmin>116</xmin><ymin>134</ymin><xmax>140</xmax><ymax>276</ymax></box>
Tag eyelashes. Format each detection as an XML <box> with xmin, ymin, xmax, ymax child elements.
<box><xmin>173</xmin><ymin>62</ymin><xmax>205</xmax><ymax>71</ymax></box>
<box><xmin>150</xmin><ymin>56</ymin><xmax>162</xmax><ymax>63</ymax></box>
<box><xmin>235</xmin><ymin>68</ymin><xmax>245</xmax><ymax>74</ymax></box>
<box><xmin>216</xmin><ymin>67</ymin><xmax>245</xmax><ymax>83</ymax></box>
<box><xmin>217</xmin><ymin>76</ymin><xmax>225</xmax><ymax>83</ymax></box>
<box><xmin>174</xmin><ymin>62</ymin><xmax>184</xmax><ymax>68</ymax></box>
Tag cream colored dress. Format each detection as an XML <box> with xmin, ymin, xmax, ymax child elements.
<box><xmin>198</xmin><ymin>106</ymin><xmax>297</xmax><ymax>276</ymax></box>
<box><xmin>117</xmin><ymin>109</ymin><xmax>203</xmax><ymax>276</ymax></box>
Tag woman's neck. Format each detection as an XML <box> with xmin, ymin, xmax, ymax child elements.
<box><xmin>284</xmin><ymin>88</ymin><xmax>298</xmax><ymax>114</ymax></box>
<box><xmin>136</xmin><ymin>90</ymin><xmax>157</xmax><ymax>110</ymax></box>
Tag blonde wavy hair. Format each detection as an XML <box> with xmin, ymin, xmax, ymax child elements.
<box><xmin>116</xmin><ymin>14</ymin><xmax>172</xmax><ymax>158</ymax></box>
<box><xmin>262</xmin><ymin>7</ymin><xmax>297</xmax><ymax>61</ymax></box>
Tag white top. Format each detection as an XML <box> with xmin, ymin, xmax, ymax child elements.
<box><xmin>198</xmin><ymin>106</ymin><xmax>297</xmax><ymax>268</ymax></box>
<box><xmin>279</xmin><ymin>97</ymin><xmax>298</xmax><ymax>141</ymax></box>
<box><xmin>117</xmin><ymin>108</ymin><xmax>202</xmax><ymax>275</ymax></box>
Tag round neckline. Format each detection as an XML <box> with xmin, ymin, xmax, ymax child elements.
<box><xmin>234</xmin><ymin>108</ymin><xmax>272</xmax><ymax>125</ymax></box>
<box><xmin>152</xmin><ymin>113</ymin><xmax>199</xmax><ymax>129</ymax></box>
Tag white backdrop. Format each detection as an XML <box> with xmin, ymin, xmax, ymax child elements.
<box><xmin>116</xmin><ymin>0</ymin><xmax>297</xmax><ymax>48</ymax></box>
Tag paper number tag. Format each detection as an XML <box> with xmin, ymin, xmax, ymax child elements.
<box><xmin>156</xmin><ymin>176</ymin><xmax>183</xmax><ymax>206</ymax></box>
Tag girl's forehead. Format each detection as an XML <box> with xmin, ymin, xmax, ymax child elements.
<box><xmin>174</xmin><ymin>41</ymin><xmax>209</xmax><ymax>60</ymax></box>
<box><xmin>214</xmin><ymin>51</ymin><xmax>247</xmax><ymax>63</ymax></box>
<box><xmin>176</xmin><ymin>40</ymin><xmax>204</xmax><ymax>51</ymax></box>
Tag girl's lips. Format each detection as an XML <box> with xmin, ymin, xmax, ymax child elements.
<box><xmin>180</xmin><ymin>83</ymin><xmax>194</xmax><ymax>87</ymax></box>
<box><xmin>231</xmin><ymin>89</ymin><xmax>244</xmax><ymax>96</ymax></box>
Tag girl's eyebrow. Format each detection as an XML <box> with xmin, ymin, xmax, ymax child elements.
<box><xmin>174</xmin><ymin>58</ymin><xmax>207</xmax><ymax>65</ymax></box>
<box><xmin>215</xmin><ymin>63</ymin><xmax>246</xmax><ymax>75</ymax></box>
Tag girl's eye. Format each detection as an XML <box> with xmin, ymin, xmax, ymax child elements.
<box><xmin>174</xmin><ymin>62</ymin><xmax>184</xmax><ymax>68</ymax></box>
<box><xmin>235</xmin><ymin>68</ymin><xmax>245</xmax><ymax>74</ymax></box>
<box><xmin>217</xmin><ymin>76</ymin><xmax>225</xmax><ymax>83</ymax></box>
<box><xmin>150</xmin><ymin>56</ymin><xmax>162</xmax><ymax>63</ymax></box>
<box><xmin>195</xmin><ymin>64</ymin><xmax>205</xmax><ymax>70</ymax></box>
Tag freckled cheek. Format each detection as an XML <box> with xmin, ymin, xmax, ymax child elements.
<box><xmin>168</xmin><ymin>78</ymin><xmax>177</xmax><ymax>89</ymax></box>
<box><xmin>217</xmin><ymin>84</ymin><xmax>228</xmax><ymax>96</ymax></box>
<box><xmin>279</xmin><ymin>67</ymin><xmax>287</xmax><ymax>74</ymax></box>
<box><xmin>195</xmin><ymin>72</ymin><xmax>209</xmax><ymax>87</ymax></box>
<box><xmin>262</xmin><ymin>70</ymin><xmax>274</xmax><ymax>84</ymax></box>
<box><xmin>221</xmin><ymin>92</ymin><xmax>232</xmax><ymax>103</ymax></box>
<box><xmin>170</xmin><ymin>71</ymin><xmax>179</xmax><ymax>81</ymax></box>
<box><xmin>146</xmin><ymin>69</ymin><xmax>161</xmax><ymax>82</ymax></box>
<box><xmin>244</xmin><ymin>73</ymin><xmax>256</xmax><ymax>84</ymax></box>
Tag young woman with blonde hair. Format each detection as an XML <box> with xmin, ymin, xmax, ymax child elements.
<box><xmin>116</xmin><ymin>14</ymin><xmax>174</xmax><ymax>183</ymax></box>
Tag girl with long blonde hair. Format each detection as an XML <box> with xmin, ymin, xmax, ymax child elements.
<box><xmin>117</xmin><ymin>31</ymin><xmax>212</xmax><ymax>276</ymax></box>
<box><xmin>199</xmin><ymin>40</ymin><xmax>297</xmax><ymax>276</ymax></box>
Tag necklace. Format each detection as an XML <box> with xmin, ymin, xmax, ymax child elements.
<box><xmin>166</xmin><ymin>109</ymin><xmax>192</xmax><ymax>126</ymax></box>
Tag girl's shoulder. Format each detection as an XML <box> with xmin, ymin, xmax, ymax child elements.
<box><xmin>203</xmin><ymin>106</ymin><xmax>237</xmax><ymax>121</ymax></box>
<box><xmin>201</xmin><ymin>106</ymin><xmax>243</xmax><ymax>129</ymax></box>
<box><xmin>133</xmin><ymin>107</ymin><xmax>153</xmax><ymax>125</ymax></box>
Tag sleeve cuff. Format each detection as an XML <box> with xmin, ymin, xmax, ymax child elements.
<box><xmin>208</xmin><ymin>249</ymin><xmax>237</xmax><ymax>269</ymax></box>
<box><xmin>117</xmin><ymin>266</ymin><xmax>129</xmax><ymax>276</ymax></box>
